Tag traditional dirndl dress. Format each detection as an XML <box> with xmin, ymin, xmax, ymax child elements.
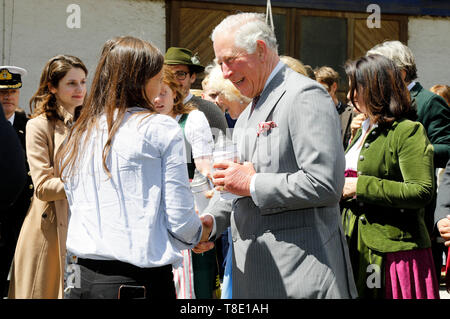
<box><xmin>173</xmin><ymin>250</ymin><xmax>196</xmax><ymax>299</ymax></box>
<box><xmin>342</xmin><ymin>206</ymin><xmax>440</xmax><ymax>299</ymax></box>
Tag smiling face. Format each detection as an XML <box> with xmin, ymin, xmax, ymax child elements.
<box><xmin>153</xmin><ymin>82</ymin><xmax>176</xmax><ymax>118</ymax></box>
<box><xmin>49</xmin><ymin>67</ymin><xmax>87</xmax><ymax>113</ymax></box>
<box><xmin>213</xmin><ymin>33</ymin><xmax>267</xmax><ymax>99</ymax></box>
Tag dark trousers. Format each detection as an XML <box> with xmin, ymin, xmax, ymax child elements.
<box><xmin>191</xmin><ymin>248</ymin><xmax>218</xmax><ymax>299</ymax></box>
<box><xmin>65</xmin><ymin>258</ymin><xmax>175</xmax><ymax>300</ymax></box>
<box><xmin>0</xmin><ymin>207</ymin><xmax>28</xmax><ymax>297</ymax></box>
<box><xmin>0</xmin><ymin>184</ymin><xmax>31</xmax><ymax>297</ymax></box>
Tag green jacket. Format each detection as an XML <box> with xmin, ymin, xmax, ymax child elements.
<box><xmin>342</xmin><ymin>119</ymin><xmax>435</xmax><ymax>253</ymax></box>
<box><xmin>411</xmin><ymin>82</ymin><xmax>450</xmax><ymax>168</ymax></box>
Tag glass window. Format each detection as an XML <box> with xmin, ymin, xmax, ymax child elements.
<box><xmin>273</xmin><ymin>13</ymin><xmax>286</xmax><ymax>55</ymax></box>
<box><xmin>299</xmin><ymin>16</ymin><xmax>348</xmax><ymax>86</ymax></box>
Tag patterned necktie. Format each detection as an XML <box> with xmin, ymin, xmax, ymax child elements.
<box><xmin>250</xmin><ymin>95</ymin><xmax>260</xmax><ymax>117</ymax></box>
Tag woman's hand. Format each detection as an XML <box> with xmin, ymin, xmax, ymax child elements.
<box><xmin>342</xmin><ymin>177</ymin><xmax>358</xmax><ymax>199</ymax></box>
<box><xmin>350</xmin><ymin>113</ymin><xmax>366</xmax><ymax>139</ymax></box>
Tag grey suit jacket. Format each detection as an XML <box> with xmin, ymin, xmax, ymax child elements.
<box><xmin>206</xmin><ymin>64</ymin><xmax>357</xmax><ymax>298</ymax></box>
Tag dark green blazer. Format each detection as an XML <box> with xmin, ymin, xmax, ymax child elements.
<box><xmin>411</xmin><ymin>82</ymin><xmax>450</xmax><ymax>168</ymax></box>
<box><xmin>342</xmin><ymin>119</ymin><xmax>434</xmax><ymax>253</ymax></box>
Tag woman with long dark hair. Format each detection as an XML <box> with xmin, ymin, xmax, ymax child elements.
<box><xmin>58</xmin><ymin>36</ymin><xmax>205</xmax><ymax>300</ymax></box>
<box><xmin>341</xmin><ymin>54</ymin><xmax>439</xmax><ymax>299</ymax></box>
<box><xmin>9</xmin><ymin>55</ymin><xmax>87</xmax><ymax>298</ymax></box>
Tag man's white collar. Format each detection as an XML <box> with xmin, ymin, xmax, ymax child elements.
<box><xmin>7</xmin><ymin>112</ymin><xmax>15</xmax><ymax>125</ymax></box>
<box><xmin>183</xmin><ymin>92</ymin><xmax>193</xmax><ymax>104</ymax></box>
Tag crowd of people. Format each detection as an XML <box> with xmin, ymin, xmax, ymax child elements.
<box><xmin>0</xmin><ymin>12</ymin><xmax>449</xmax><ymax>300</ymax></box>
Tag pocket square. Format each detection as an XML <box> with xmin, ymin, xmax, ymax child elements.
<box><xmin>257</xmin><ymin>121</ymin><xmax>277</xmax><ymax>137</ymax></box>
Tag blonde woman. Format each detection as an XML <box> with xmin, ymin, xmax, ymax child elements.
<box><xmin>202</xmin><ymin>61</ymin><xmax>251</xmax><ymax>129</ymax></box>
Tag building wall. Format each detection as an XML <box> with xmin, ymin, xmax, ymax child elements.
<box><xmin>2</xmin><ymin>0</ymin><xmax>448</xmax><ymax>115</ymax></box>
<box><xmin>408</xmin><ymin>17</ymin><xmax>450</xmax><ymax>90</ymax></box>
<box><xmin>0</xmin><ymin>0</ymin><xmax>166</xmax><ymax>114</ymax></box>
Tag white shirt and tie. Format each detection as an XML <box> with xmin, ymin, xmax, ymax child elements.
<box><xmin>7</xmin><ymin>112</ymin><xmax>15</xmax><ymax>125</ymax></box>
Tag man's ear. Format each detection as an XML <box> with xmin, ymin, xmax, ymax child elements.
<box><xmin>255</xmin><ymin>40</ymin><xmax>267</xmax><ymax>61</ymax></box>
<box><xmin>189</xmin><ymin>72</ymin><xmax>197</xmax><ymax>85</ymax></box>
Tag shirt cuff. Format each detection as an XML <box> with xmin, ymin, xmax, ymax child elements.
<box><xmin>202</xmin><ymin>213</ymin><xmax>217</xmax><ymax>240</ymax></box>
<box><xmin>250</xmin><ymin>173</ymin><xmax>259</xmax><ymax>206</ymax></box>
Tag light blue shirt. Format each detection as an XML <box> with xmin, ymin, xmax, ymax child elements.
<box><xmin>64</xmin><ymin>107</ymin><xmax>203</xmax><ymax>268</ymax></box>
<box><xmin>407</xmin><ymin>81</ymin><xmax>417</xmax><ymax>91</ymax></box>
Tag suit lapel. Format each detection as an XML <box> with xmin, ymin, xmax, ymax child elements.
<box><xmin>239</xmin><ymin>65</ymin><xmax>287</xmax><ymax>162</ymax></box>
<box><xmin>53</xmin><ymin>120</ymin><xmax>69</xmax><ymax>159</ymax></box>
<box><xmin>12</xmin><ymin>111</ymin><xmax>27</xmax><ymax>149</ymax></box>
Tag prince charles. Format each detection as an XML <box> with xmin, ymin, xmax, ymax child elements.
<box><xmin>195</xmin><ymin>12</ymin><xmax>357</xmax><ymax>299</ymax></box>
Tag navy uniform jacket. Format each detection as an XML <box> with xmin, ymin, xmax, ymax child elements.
<box><xmin>0</xmin><ymin>105</ymin><xmax>26</xmax><ymax>210</ymax></box>
<box><xmin>0</xmin><ymin>108</ymin><xmax>33</xmax><ymax>296</ymax></box>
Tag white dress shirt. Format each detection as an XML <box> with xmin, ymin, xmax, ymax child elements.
<box><xmin>64</xmin><ymin>107</ymin><xmax>202</xmax><ymax>268</ymax></box>
<box><xmin>7</xmin><ymin>112</ymin><xmax>15</xmax><ymax>125</ymax></box>
<box><xmin>344</xmin><ymin>118</ymin><xmax>377</xmax><ymax>171</ymax></box>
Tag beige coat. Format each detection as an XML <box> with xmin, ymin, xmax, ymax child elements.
<box><xmin>8</xmin><ymin>106</ymin><xmax>72</xmax><ymax>299</ymax></box>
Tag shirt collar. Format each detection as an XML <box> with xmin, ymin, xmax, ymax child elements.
<box><xmin>56</xmin><ymin>104</ymin><xmax>74</xmax><ymax>127</ymax></box>
<box><xmin>361</xmin><ymin>117</ymin><xmax>378</xmax><ymax>132</ymax></box>
<box><xmin>183</xmin><ymin>92</ymin><xmax>194</xmax><ymax>104</ymax></box>
<box><xmin>262</xmin><ymin>61</ymin><xmax>284</xmax><ymax>93</ymax></box>
<box><xmin>407</xmin><ymin>81</ymin><xmax>416</xmax><ymax>91</ymax></box>
<box><xmin>7</xmin><ymin>112</ymin><xmax>15</xmax><ymax>125</ymax></box>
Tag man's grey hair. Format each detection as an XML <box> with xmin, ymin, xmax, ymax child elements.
<box><xmin>366</xmin><ymin>40</ymin><xmax>417</xmax><ymax>82</ymax></box>
<box><xmin>211</xmin><ymin>12</ymin><xmax>278</xmax><ymax>54</ymax></box>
